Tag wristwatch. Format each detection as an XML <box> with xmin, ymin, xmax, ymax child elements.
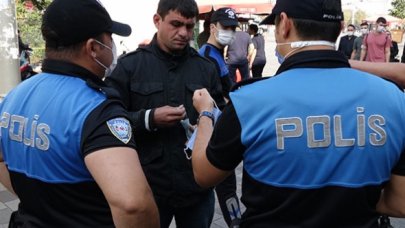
<box><xmin>197</xmin><ymin>111</ymin><xmax>215</xmax><ymax>126</ymax></box>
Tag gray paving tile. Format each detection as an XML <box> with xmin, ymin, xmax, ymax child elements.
<box><xmin>0</xmin><ymin>203</ymin><xmax>7</xmax><ymax>211</ymax></box>
<box><xmin>0</xmin><ymin>208</ymin><xmax>12</xmax><ymax>225</ymax></box>
<box><xmin>0</xmin><ymin>191</ymin><xmax>17</xmax><ymax>203</ymax></box>
<box><xmin>211</xmin><ymin>217</ymin><xmax>228</xmax><ymax>228</ymax></box>
<box><xmin>210</xmin><ymin>223</ymin><xmax>227</xmax><ymax>228</ymax></box>
<box><xmin>5</xmin><ymin>199</ymin><xmax>19</xmax><ymax>211</ymax></box>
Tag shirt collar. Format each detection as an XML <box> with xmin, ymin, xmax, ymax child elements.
<box><xmin>42</xmin><ymin>59</ymin><xmax>102</xmax><ymax>81</ymax></box>
<box><xmin>41</xmin><ymin>59</ymin><xmax>125</xmax><ymax>100</ymax></box>
<box><xmin>276</xmin><ymin>50</ymin><xmax>350</xmax><ymax>75</ymax></box>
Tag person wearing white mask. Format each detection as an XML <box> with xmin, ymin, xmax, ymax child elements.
<box><xmin>360</xmin><ymin>17</ymin><xmax>392</xmax><ymax>62</ymax></box>
<box><xmin>338</xmin><ymin>24</ymin><xmax>357</xmax><ymax>59</ymax></box>
<box><xmin>198</xmin><ymin>7</ymin><xmax>242</xmax><ymax>228</ymax></box>
<box><xmin>189</xmin><ymin>0</ymin><xmax>405</xmax><ymax>227</ymax></box>
<box><xmin>199</xmin><ymin>8</ymin><xmax>237</xmax><ymax>99</ymax></box>
<box><xmin>351</xmin><ymin>22</ymin><xmax>369</xmax><ymax>60</ymax></box>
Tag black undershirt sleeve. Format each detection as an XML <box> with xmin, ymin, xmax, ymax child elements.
<box><xmin>392</xmin><ymin>150</ymin><xmax>405</xmax><ymax>176</ymax></box>
<box><xmin>81</xmin><ymin>99</ymin><xmax>136</xmax><ymax>158</ymax></box>
<box><xmin>206</xmin><ymin>102</ymin><xmax>246</xmax><ymax>171</ymax></box>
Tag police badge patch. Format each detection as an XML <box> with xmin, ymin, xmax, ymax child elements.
<box><xmin>106</xmin><ymin>118</ymin><xmax>132</xmax><ymax>144</ymax></box>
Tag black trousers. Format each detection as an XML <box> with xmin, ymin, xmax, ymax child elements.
<box><xmin>215</xmin><ymin>171</ymin><xmax>241</xmax><ymax>227</ymax></box>
<box><xmin>251</xmin><ymin>63</ymin><xmax>266</xmax><ymax>78</ymax></box>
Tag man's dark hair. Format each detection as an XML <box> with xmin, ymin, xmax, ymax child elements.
<box><xmin>274</xmin><ymin>0</ymin><xmax>341</xmax><ymax>42</ymax></box>
<box><xmin>157</xmin><ymin>0</ymin><xmax>199</xmax><ymax>19</ymax></box>
<box><xmin>360</xmin><ymin>22</ymin><xmax>368</xmax><ymax>27</ymax></box>
<box><xmin>376</xmin><ymin>17</ymin><xmax>387</xmax><ymax>24</ymax></box>
<box><xmin>249</xmin><ymin>24</ymin><xmax>259</xmax><ymax>34</ymax></box>
<box><xmin>347</xmin><ymin>24</ymin><xmax>355</xmax><ymax>29</ymax></box>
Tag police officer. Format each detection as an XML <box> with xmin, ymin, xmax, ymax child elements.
<box><xmin>191</xmin><ymin>0</ymin><xmax>405</xmax><ymax>227</ymax></box>
<box><xmin>0</xmin><ymin>0</ymin><xmax>159</xmax><ymax>227</ymax></box>
<box><xmin>198</xmin><ymin>8</ymin><xmax>242</xmax><ymax>227</ymax></box>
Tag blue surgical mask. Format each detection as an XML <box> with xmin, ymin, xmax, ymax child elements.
<box><xmin>275</xmin><ymin>48</ymin><xmax>285</xmax><ymax>64</ymax></box>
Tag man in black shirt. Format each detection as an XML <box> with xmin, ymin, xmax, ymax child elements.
<box><xmin>107</xmin><ymin>0</ymin><xmax>225</xmax><ymax>227</ymax></box>
<box><xmin>338</xmin><ymin>24</ymin><xmax>357</xmax><ymax>59</ymax></box>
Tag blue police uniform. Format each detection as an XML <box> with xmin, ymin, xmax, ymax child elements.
<box><xmin>199</xmin><ymin>43</ymin><xmax>242</xmax><ymax>226</ymax></box>
<box><xmin>0</xmin><ymin>59</ymin><xmax>135</xmax><ymax>227</ymax></box>
<box><xmin>205</xmin><ymin>50</ymin><xmax>405</xmax><ymax>227</ymax></box>
<box><xmin>199</xmin><ymin>43</ymin><xmax>233</xmax><ymax>98</ymax></box>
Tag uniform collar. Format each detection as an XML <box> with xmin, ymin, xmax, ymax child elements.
<box><xmin>205</xmin><ymin>43</ymin><xmax>224</xmax><ymax>54</ymax></box>
<box><xmin>40</xmin><ymin>59</ymin><xmax>120</xmax><ymax>97</ymax></box>
<box><xmin>41</xmin><ymin>59</ymin><xmax>103</xmax><ymax>83</ymax></box>
<box><xmin>276</xmin><ymin>50</ymin><xmax>350</xmax><ymax>75</ymax></box>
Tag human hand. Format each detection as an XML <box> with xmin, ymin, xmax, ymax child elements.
<box><xmin>153</xmin><ymin>105</ymin><xmax>186</xmax><ymax>128</ymax></box>
<box><xmin>193</xmin><ymin>89</ymin><xmax>214</xmax><ymax>113</ymax></box>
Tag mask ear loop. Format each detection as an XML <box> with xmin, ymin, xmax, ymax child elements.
<box><xmin>212</xmin><ymin>99</ymin><xmax>219</xmax><ymax>110</ymax></box>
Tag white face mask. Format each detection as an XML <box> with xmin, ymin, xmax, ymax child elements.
<box><xmin>347</xmin><ymin>31</ymin><xmax>354</xmax><ymax>36</ymax></box>
<box><xmin>377</xmin><ymin>25</ymin><xmax>385</xmax><ymax>33</ymax></box>
<box><xmin>360</xmin><ymin>28</ymin><xmax>368</xmax><ymax>35</ymax></box>
<box><xmin>275</xmin><ymin>40</ymin><xmax>336</xmax><ymax>64</ymax></box>
<box><xmin>215</xmin><ymin>29</ymin><xmax>236</xmax><ymax>46</ymax></box>
<box><xmin>93</xmin><ymin>40</ymin><xmax>117</xmax><ymax>78</ymax></box>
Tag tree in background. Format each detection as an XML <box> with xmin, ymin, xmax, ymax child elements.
<box><xmin>343</xmin><ymin>9</ymin><xmax>367</xmax><ymax>27</ymax></box>
<box><xmin>354</xmin><ymin>10</ymin><xmax>367</xmax><ymax>26</ymax></box>
<box><xmin>16</xmin><ymin>0</ymin><xmax>51</xmax><ymax>64</ymax></box>
<box><xmin>390</xmin><ymin>0</ymin><xmax>405</xmax><ymax>19</ymax></box>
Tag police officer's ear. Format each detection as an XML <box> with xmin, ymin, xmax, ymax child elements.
<box><xmin>84</xmin><ymin>38</ymin><xmax>100</xmax><ymax>59</ymax></box>
<box><xmin>277</xmin><ymin>12</ymin><xmax>292</xmax><ymax>39</ymax></box>
<box><xmin>210</xmin><ymin>23</ymin><xmax>217</xmax><ymax>34</ymax></box>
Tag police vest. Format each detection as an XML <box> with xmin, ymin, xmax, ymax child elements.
<box><xmin>230</xmin><ymin>68</ymin><xmax>405</xmax><ymax>189</ymax></box>
<box><xmin>0</xmin><ymin>73</ymin><xmax>106</xmax><ymax>183</ymax></box>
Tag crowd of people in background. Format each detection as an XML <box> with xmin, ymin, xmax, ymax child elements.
<box><xmin>4</xmin><ymin>0</ymin><xmax>405</xmax><ymax>228</ymax></box>
<box><xmin>337</xmin><ymin>16</ymin><xmax>405</xmax><ymax>64</ymax></box>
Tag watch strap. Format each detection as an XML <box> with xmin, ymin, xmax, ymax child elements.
<box><xmin>198</xmin><ymin>111</ymin><xmax>215</xmax><ymax>125</ymax></box>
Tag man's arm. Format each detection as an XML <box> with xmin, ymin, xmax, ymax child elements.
<box><xmin>107</xmin><ymin>58</ymin><xmax>186</xmax><ymax>132</ymax></box>
<box><xmin>85</xmin><ymin>147</ymin><xmax>159</xmax><ymax>228</ymax></box>
<box><xmin>247</xmin><ymin>43</ymin><xmax>255</xmax><ymax>60</ymax></box>
<box><xmin>350</xmin><ymin>50</ymin><xmax>356</xmax><ymax>60</ymax></box>
<box><xmin>360</xmin><ymin>46</ymin><xmax>367</xmax><ymax>61</ymax></box>
<box><xmin>192</xmin><ymin>89</ymin><xmax>232</xmax><ymax>188</ymax></box>
<box><xmin>249</xmin><ymin>49</ymin><xmax>257</xmax><ymax>69</ymax></box>
<box><xmin>377</xmin><ymin>174</ymin><xmax>405</xmax><ymax>217</ymax></box>
<box><xmin>401</xmin><ymin>45</ymin><xmax>405</xmax><ymax>63</ymax></box>
<box><xmin>385</xmin><ymin>46</ymin><xmax>391</xmax><ymax>63</ymax></box>
<box><xmin>350</xmin><ymin>39</ymin><xmax>358</xmax><ymax>60</ymax></box>
<box><xmin>349</xmin><ymin>60</ymin><xmax>405</xmax><ymax>88</ymax></box>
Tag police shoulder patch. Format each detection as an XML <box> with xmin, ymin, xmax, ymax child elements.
<box><xmin>106</xmin><ymin>117</ymin><xmax>132</xmax><ymax>144</ymax></box>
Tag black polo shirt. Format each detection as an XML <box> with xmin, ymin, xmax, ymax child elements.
<box><xmin>207</xmin><ymin>50</ymin><xmax>405</xmax><ymax>228</ymax></box>
<box><xmin>2</xmin><ymin>59</ymin><xmax>135</xmax><ymax>227</ymax></box>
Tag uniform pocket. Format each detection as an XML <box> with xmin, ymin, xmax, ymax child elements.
<box><xmin>130</xmin><ymin>83</ymin><xmax>164</xmax><ymax>109</ymax></box>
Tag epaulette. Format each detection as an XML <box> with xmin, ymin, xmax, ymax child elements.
<box><xmin>86</xmin><ymin>79</ymin><xmax>122</xmax><ymax>100</ymax></box>
<box><xmin>189</xmin><ymin>47</ymin><xmax>212</xmax><ymax>62</ymax></box>
<box><xmin>117</xmin><ymin>46</ymin><xmax>147</xmax><ymax>59</ymax></box>
<box><xmin>230</xmin><ymin>76</ymin><xmax>273</xmax><ymax>92</ymax></box>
